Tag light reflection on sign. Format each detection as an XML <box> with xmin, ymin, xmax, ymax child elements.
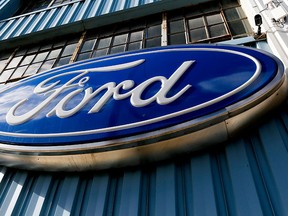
<box><xmin>0</xmin><ymin>45</ymin><xmax>286</xmax><ymax>171</ymax></box>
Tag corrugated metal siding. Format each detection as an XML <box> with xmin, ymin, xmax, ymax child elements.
<box><xmin>0</xmin><ymin>0</ymin><xmax>8</xmax><ymax>10</ymax></box>
<box><xmin>0</xmin><ymin>104</ymin><xmax>288</xmax><ymax>215</ymax></box>
<box><xmin>0</xmin><ymin>0</ymin><xmax>21</xmax><ymax>20</ymax></box>
<box><xmin>0</xmin><ymin>0</ymin><xmax>161</xmax><ymax>41</ymax></box>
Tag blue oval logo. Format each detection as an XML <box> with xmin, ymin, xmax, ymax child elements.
<box><xmin>0</xmin><ymin>45</ymin><xmax>284</xmax><ymax>147</ymax></box>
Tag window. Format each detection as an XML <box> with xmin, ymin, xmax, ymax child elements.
<box><xmin>76</xmin><ymin>15</ymin><xmax>162</xmax><ymax>61</ymax></box>
<box><xmin>15</xmin><ymin>0</ymin><xmax>74</xmax><ymax>15</ymax></box>
<box><xmin>17</xmin><ymin>0</ymin><xmax>52</xmax><ymax>14</ymax></box>
<box><xmin>0</xmin><ymin>51</ymin><xmax>13</xmax><ymax>83</ymax></box>
<box><xmin>167</xmin><ymin>1</ymin><xmax>251</xmax><ymax>44</ymax></box>
<box><xmin>52</xmin><ymin>0</ymin><xmax>74</xmax><ymax>6</ymax></box>
<box><xmin>54</xmin><ymin>38</ymin><xmax>79</xmax><ymax>67</ymax></box>
<box><xmin>0</xmin><ymin>0</ymin><xmax>252</xmax><ymax>85</ymax></box>
<box><xmin>0</xmin><ymin>36</ymin><xmax>79</xmax><ymax>84</ymax></box>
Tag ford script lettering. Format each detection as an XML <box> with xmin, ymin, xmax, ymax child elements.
<box><xmin>6</xmin><ymin>60</ymin><xmax>193</xmax><ymax>125</ymax></box>
<box><xmin>0</xmin><ymin>44</ymin><xmax>286</xmax><ymax>171</ymax></box>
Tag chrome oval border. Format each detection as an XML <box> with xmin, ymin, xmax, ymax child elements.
<box><xmin>0</xmin><ymin>45</ymin><xmax>286</xmax><ymax>171</ymax></box>
<box><xmin>0</xmin><ymin>48</ymin><xmax>261</xmax><ymax>138</ymax></box>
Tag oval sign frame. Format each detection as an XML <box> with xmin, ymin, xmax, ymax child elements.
<box><xmin>0</xmin><ymin>44</ymin><xmax>286</xmax><ymax>171</ymax></box>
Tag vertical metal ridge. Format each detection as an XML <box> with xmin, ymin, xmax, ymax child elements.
<box><xmin>19</xmin><ymin>175</ymin><xmax>53</xmax><ymax>216</ymax></box>
<box><xmin>24</xmin><ymin>12</ymin><xmax>46</xmax><ymax>34</ymax></box>
<box><xmin>115</xmin><ymin>0</ymin><xmax>126</xmax><ymax>11</ymax></box>
<box><xmin>49</xmin><ymin>5</ymin><xmax>69</xmax><ymax>28</ymax></box>
<box><xmin>87</xmin><ymin>0</ymin><xmax>102</xmax><ymax>18</ymax></box>
<box><xmin>69</xmin><ymin>2</ymin><xmax>83</xmax><ymax>23</ymax></box>
<box><xmin>190</xmin><ymin>154</ymin><xmax>218</xmax><ymax>216</ymax></box>
<box><xmin>0</xmin><ymin>19</ymin><xmax>15</xmax><ymax>39</ymax></box>
<box><xmin>74</xmin><ymin>0</ymin><xmax>90</xmax><ymax>21</ymax></box>
<box><xmin>244</xmin><ymin>136</ymin><xmax>276</xmax><ymax>215</ymax></box>
<box><xmin>0</xmin><ymin>171</ymin><xmax>28</xmax><ymax>216</ymax></box>
<box><xmin>0</xmin><ymin>107</ymin><xmax>288</xmax><ymax>215</ymax></box>
<box><xmin>129</xmin><ymin>0</ymin><xmax>141</xmax><ymax>8</ymax></box>
<box><xmin>278</xmin><ymin>111</ymin><xmax>288</xmax><ymax>151</ymax></box>
<box><xmin>101</xmin><ymin>1</ymin><xmax>114</xmax><ymax>15</ymax></box>
<box><xmin>84</xmin><ymin>174</ymin><xmax>110</xmax><ymax>215</ymax></box>
<box><xmin>36</xmin><ymin>8</ymin><xmax>58</xmax><ymax>32</ymax></box>
<box><xmin>209</xmin><ymin>152</ymin><xmax>229</xmax><ymax>216</ymax></box>
<box><xmin>61</xmin><ymin>2</ymin><xmax>80</xmax><ymax>25</ymax></box>
<box><xmin>118</xmin><ymin>170</ymin><xmax>142</xmax><ymax>216</ymax></box>
<box><xmin>224</xmin><ymin>139</ymin><xmax>264</xmax><ymax>215</ymax></box>
<box><xmin>0</xmin><ymin>0</ymin><xmax>8</xmax><ymax>10</ymax></box>
<box><xmin>13</xmin><ymin>15</ymin><xmax>36</xmax><ymax>37</ymax></box>
<box><xmin>109</xmin><ymin>0</ymin><xmax>119</xmax><ymax>13</ymax></box>
<box><xmin>154</xmin><ymin>163</ymin><xmax>177</xmax><ymax>216</ymax></box>
<box><xmin>0</xmin><ymin>0</ymin><xmax>161</xmax><ymax>41</ymax></box>
<box><xmin>53</xmin><ymin>176</ymin><xmax>80</xmax><ymax>215</ymax></box>
<box><xmin>2</xmin><ymin>16</ymin><xmax>24</xmax><ymax>39</ymax></box>
<box><xmin>104</xmin><ymin>172</ymin><xmax>123</xmax><ymax>216</ymax></box>
<box><xmin>253</xmin><ymin>119</ymin><xmax>288</xmax><ymax>216</ymax></box>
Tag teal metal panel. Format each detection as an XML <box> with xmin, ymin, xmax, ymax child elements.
<box><xmin>190</xmin><ymin>154</ymin><xmax>218</xmax><ymax>216</ymax></box>
<box><xmin>0</xmin><ymin>106</ymin><xmax>288</xmax><ymax>216</ymax></box>
<box><xmin>0</xmin><ymin>103</ymin><xmax>288</xmax><ymax>215</ymax></box>
<box><xmin>0</xmin><ymin>0</ymin><xmax>211</xmax><ymax>42</ymax></box>
<box><xmin>155</xmin><ymin>164</ymin><xmax>176</xmax><ymax>216</ymax></box>
<box><xmin>0</xmin><ymin>0</ymin><xmax>21</xmax><ymax>20</ymax></box>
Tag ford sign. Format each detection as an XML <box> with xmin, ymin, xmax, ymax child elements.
<box><xmin>0</xmin><ymin>45</ymin><xmax>286</xmax><ymax>171</ymax></box>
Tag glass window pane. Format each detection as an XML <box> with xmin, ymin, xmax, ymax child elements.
<box><xmin>10</xmin><ymin>66</ymin><xmax>27</xmax><ymax>79</ymax></box>
<box><xmin>115</xmin><ymin>25</ymin><xmax>130</xmax><ymax>34</ymax></box>
<box><xmin>169</xmin><ymin>20</ymin><xmax>185</xmax><ymax>34</ymax></box>
<box><xmin>190</xmin><ymin>28</ymin><xmax>207</xmax><ymax>42</ymax></box>
<box><xmin>110</xmin><ymin>45</ymin><xmax>126</xmax><ymax>54</ymax></box>
<box><xmin>228</xmin><ymin>20</ymin><xmax>247</xmax><ymax>36</ymax></box>
<box><xmin>7</xmin><ymin>56</ymin><xmax>22</xmax><ymax>69</ymax></box>
<box><xmin>127</xmin><ymin>42</ymin><xmax>142</xmax><ymax>51</ymax></box>
<box><xmin>0</xmin><ymin>60</ymin><xmax>7</xmax><ymax>71</ymax></box>
<box><xmin>27</xmin><ymin>46</ymin><xmax>39</xmax><ymax>54</ymax></box>
<box><xmin>224</xmin><ymin>8</ymin><xmax>242</xmax><ymax>21</ymax></box>
<box><xmin>97</xmin><ymin>38</ymin><xmax>111</xmax><ymax>49</ymax></box>
<box><xmin>145</xmin><ymin>37</ymin><xmax>161</xmax><ymax>48</ymax></box>
<box><xmin>40</xmin><ymin>43</ymin><xmax>53</xmax><ymax>51</ymax></box>
<box><xmin>220</xmin><ymin>0</ymin><xmax>238</xmax><ymax>7</ymax></box>
<box><xmin>0</xmin><ymin>69</ymin><xmax>13</xmax><ymax>83</ymax></box>
<box><xmin>92</xmin><ymin>49</ymin><xmax>108</xmax><ymax>58</ymax></box>
<box><xmin>168</xmin><ymin>10</ymin><xmax>185</xmax><ymax>21</ymax></box>
<box><xmin>77</xmin><ymin>52</ymin><xmax>91</xmax><ymax>61</ymax></box>
<box><xmin>53</xmin><ymin>40</ymin><xmax>66</xmax><ymax>48</ymax></box>
<box><xmin>209</xmin><ymin>24</ymin><xmax>227</xmax><ymax>38</ymax></box>
<box><xmin>0</xmin><ymin>52</ymin><xmax>11</xmax><ymax>60</ymax></box>
<box><xmin>130</xmin><ymin>19</ymin><xmax>146</xmax><ymax>30</ymax></box>
<box><xmin>20</xmin><ymin>55</ymin><xmax>35</xmax><ymax>66</ymax></box>
<box><xmin>61</xmin><ymin>43</ymin><xmax>77</xmax><ymax>57</ymax></box>
<box><xmin>24</xmin><ymin>63</ymin><xmax>42</xmax><ymax>76</ymax></box>
<box><xmin>147</xmin><ymin>25</ymin><xmax>161</xmax><ymax>38</ymax></box>
<box><xmin>39</xmin><ymin>60</ymin><xmax>55</xmax><ymax>72</ymax></box>
<box><xmin>147</xmin><ymin>15</ymin><xmax>162</xmax><ymax>26</ymax></box>
<box><xmin>130</xmin><ymin>31</ymin><xmax>143</xmax><ymax>42</ymax></box>
<box><xmin>188</xmin><ymin>17</ymin><xmax>204</xmax><ymax>29</ymax></box>
<box><xmin>201</xmin><ymin>1</ymin><xmax>220</xmax><ymax>13</ymax></box>
<box><xmin>15</xmin><ymin>49</ymin><xmax>26</xmax><ymax>57</ymax></box>
<box><xmin>112</xmin><ymin>34</ymin><xmax>128</xmax><ymax>46</ymax></box>
<box><xmin>55</xmin><ymin>57</ymin><xmax>71</xmax><ymax>67</ymax></box>
<box><xmin>47</xmin><ymin>49</ymin><xmax>62</xmax><ymax>60</ymax></box>
<box><xmin>80</xmin><ymin>39</ymin><xmax>96</xmax><ymax>52</ymax></box>
<box><xmin>169</xmin><ymin>33</ymin><xmax>186</xmax><ymax>45</ymax></box>
<box><xmin>206</xmin><ymin>14</ymin><xmax>223</xmax><ymax>25</ymax></box>
<box><xmin>33</xmin><ymin>52</ymin><xmax>49</xmax><ymax>63</ymax></box>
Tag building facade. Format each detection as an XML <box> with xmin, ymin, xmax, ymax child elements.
<box><xmin>0</xmin><ymin>0</ymin><xmax>288</xmax><ymax>215</ymax></box>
